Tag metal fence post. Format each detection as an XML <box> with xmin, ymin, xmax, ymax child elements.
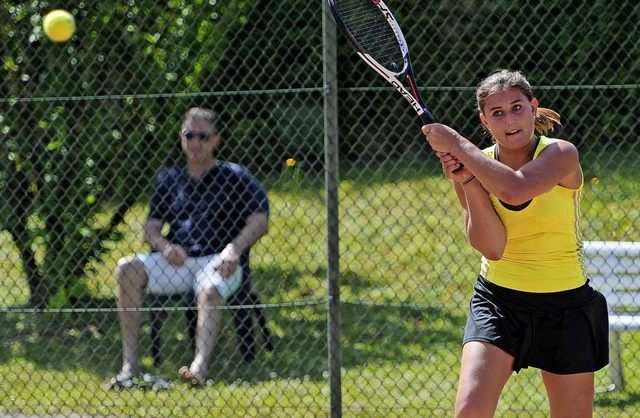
<box><xmin>323</xmin><ymin>1</ymin><xmax>341</xmax><ymax>416</ymax></box>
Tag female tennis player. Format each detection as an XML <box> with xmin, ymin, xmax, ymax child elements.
<box><xmin>422</xmin><ymin>69</ymin><xmax>608</xmax><ymax>417</ymax></box>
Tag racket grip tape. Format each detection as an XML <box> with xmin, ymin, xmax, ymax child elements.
<box><xmin>419</xmin><ymin>110</ymin><xmax>436</xmax><ymax>125</ymax></box>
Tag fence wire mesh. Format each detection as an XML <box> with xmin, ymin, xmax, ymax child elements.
<box><xmin>1</xmin><ymin>0</ymin><xmax>639</xmax><ymax>416</ymax></box>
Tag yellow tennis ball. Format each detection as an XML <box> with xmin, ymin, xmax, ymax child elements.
<box><xmin>42</xmin><ymin>9</ymin><xmax>76</xmax><ymax>42</ymax></box>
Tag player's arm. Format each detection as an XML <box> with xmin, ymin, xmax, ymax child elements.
<box><xmin>453</xmin><ymin>179</ymin><xmax>507</xmax><ymax>261</ymax></box>
<box><xmin>428</xmin><ymin>126</ymin><xmax>581</xmax><ymax>205</ymax></box>
<box><xmin>452</xmin><ymin>138</ymin><xmax>580</xmax><ymax>205</ymax></box>
<box><xmin>437</xmin><ymin>151</ymin><xmax>506</xmax><ymax>260</ymax></box>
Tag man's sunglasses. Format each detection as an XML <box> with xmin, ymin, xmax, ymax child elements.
<box><xmin>181</xmin><ymin>129</ymin><xmax>214</xmax><ymax>141</ymax></box>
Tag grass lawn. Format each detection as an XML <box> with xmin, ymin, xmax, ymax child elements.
<box><xmin>1</xmin><ymin>156</ymin><xmax>639</xmax><ymax>417</ymax></box>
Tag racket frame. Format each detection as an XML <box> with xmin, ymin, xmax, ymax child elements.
<box><xmin>328</xmin><ymin>0</ymin><xmax>436</xmax><ymax>124</ymax></box>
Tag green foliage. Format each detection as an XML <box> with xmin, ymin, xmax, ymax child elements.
<box><xmin>0</xmin><ymin>1</ymin><xmax>258</xmax><ymax>306</ymax></box>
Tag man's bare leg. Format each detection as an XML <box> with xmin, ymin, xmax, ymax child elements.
<box><xmin>115</xmin><ymin>256</ymin><xmax>147</xmax><ymax>378</ymax></box>
<box><xmin>179</xmin><ymin>285</ymin><xmax>223</xmax><ymax>384</ymax></box>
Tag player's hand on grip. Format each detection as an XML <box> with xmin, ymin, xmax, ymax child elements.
<box><xmin>436</xmin><ymin>151</ymin><xmax>472</xmax><ymax>183</ymax></box>
<box><xmin>423</xmin><ymin>123</ymin><xmax>466</xmax><ymax>173</ymax></box>
<box><xmin>422</xmin><ymin>123</ymin><xmax>463</xmax><ymax>154</ymax></box>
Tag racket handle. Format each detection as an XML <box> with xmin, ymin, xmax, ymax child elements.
<box><xmin>419</xmin><ymin>109</ymin><xmax>436</xmax><ymax>125</ymax></box>
<box><xmin>419</xmin><ymin>110</ymin><xmax>464</xmax><ymax>172</ymax></box>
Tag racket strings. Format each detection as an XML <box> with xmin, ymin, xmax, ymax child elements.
<box><xmin>335</xmin><ymin>0</ymin><xmax>405</xmax><ymax>73</ymax></box>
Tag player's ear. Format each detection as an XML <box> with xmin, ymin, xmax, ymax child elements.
<box><xmin>479</xmin><ymin>114</ymin><xmax>490</xmax><ymax>133</ymax></box>
<box><xmin>531</xmin><ymin>97</ymin><xmax>539</xmax><ymax>115</ymax></box>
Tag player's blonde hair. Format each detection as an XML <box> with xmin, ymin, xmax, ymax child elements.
<box><xmin>476</xmin><ymin>69</ymin><xmax>561</xmax><ymax>134</ymax></box>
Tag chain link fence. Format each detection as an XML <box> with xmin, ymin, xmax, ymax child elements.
<box><xmin>1</xmin><ymin>0</ymin><xmax>639</xmax><ymax>416</ymax></box>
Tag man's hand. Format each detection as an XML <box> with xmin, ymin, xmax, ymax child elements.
<box><xmin>215</xmin><ymin>244</ymin><xmax>240</xmax><ymax>279</ymax></box>
<box><xmin>162</xmin><ymin>243</ymin><xmax>188</xmax><ymax>267</ymax></box>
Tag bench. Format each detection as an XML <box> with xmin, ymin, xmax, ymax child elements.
<box><xmin>583</xmin><ymin>240</ymin><xmax>640</xmax><ymax>391</ymax></box>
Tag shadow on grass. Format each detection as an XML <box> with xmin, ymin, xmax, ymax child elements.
<box><xmin>0</xmin><ymin>265</ymin><xmax>467</xmax><ymax>386</ymax></box>
<box><xmin>595</xmin><ymin>391</ymin><xmax>640</xmax><ymax>409</ymax></box>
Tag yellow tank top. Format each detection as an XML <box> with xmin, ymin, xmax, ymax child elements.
<box><xmin>479</xmin><ymin>136</ymin><xmax>586</xmax><ymax>292</ymax></box>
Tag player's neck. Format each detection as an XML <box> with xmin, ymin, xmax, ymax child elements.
<box><xmin>495</xmin><ymin>136</ymin><xmax>539</xmax><ymax>169</ymax></box>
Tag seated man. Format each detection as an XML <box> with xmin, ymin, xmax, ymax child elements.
<box><xmin>111</xmin><ymin>107</ymin><xmax>269</xmax><ymax>388</ymax></box>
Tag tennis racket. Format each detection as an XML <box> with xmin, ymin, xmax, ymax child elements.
<box><xmin>328</xmin><ymin>0</ymin><xmax>464</xmax><ymax>171</ymax></box>
<box><xmin>328</xmin><ymin>0</ymin><xmax>435</xmax><ymax>125</ymax></box>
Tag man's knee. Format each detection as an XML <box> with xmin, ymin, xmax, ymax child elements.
<box><xmin>116</xmin><ymin>256</ymin><xmax>147</xmax><ymax>288</ymax></box>
<box><xmin>198</xmin><ymin>285</ymin><xmax>223</xmax><ymax>306</ymax></box>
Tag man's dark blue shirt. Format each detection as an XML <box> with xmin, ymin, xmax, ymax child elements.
<box><xmin>148</xmin><ymin>162</ymin><xmax>269</xmax><ymax>258</ymax></box>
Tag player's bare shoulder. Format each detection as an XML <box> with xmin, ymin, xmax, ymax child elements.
<box><xmin>542</xmin><ymin>138</ymin><xmax>581</xmax><ymax>189</ymax></box>
<box><xmin>540</xmin><ymin>137</ymin><xmax>579</xmax><ymax>161</ymax></box>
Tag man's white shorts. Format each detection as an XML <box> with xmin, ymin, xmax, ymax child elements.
<box><xmin>135</xmin><ymin>252</ymin><xmax>242</xmax><ymax>300</ymax></box>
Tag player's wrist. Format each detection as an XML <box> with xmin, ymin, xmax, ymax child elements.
<box><xmin>460</xmin><ymin>175</ymin><xmax>475</xmax><ymax>186</ymax></box>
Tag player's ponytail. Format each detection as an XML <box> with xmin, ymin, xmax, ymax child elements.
<box><xmin>534</xmin><ymin>107</ymin><xmax>561</xmax><ymax>134</ymax></box>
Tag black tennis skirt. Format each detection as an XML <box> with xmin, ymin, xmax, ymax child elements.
<box><xmin>463</xmin><ymin>275</ymin><xmax>609</xmax><ymax>374</ymax></box>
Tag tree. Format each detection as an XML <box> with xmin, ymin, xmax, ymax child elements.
<box><xmin>0</xmin><ymin>0</ymin><xmax>256</xmax><ymax>307</ymax></box>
